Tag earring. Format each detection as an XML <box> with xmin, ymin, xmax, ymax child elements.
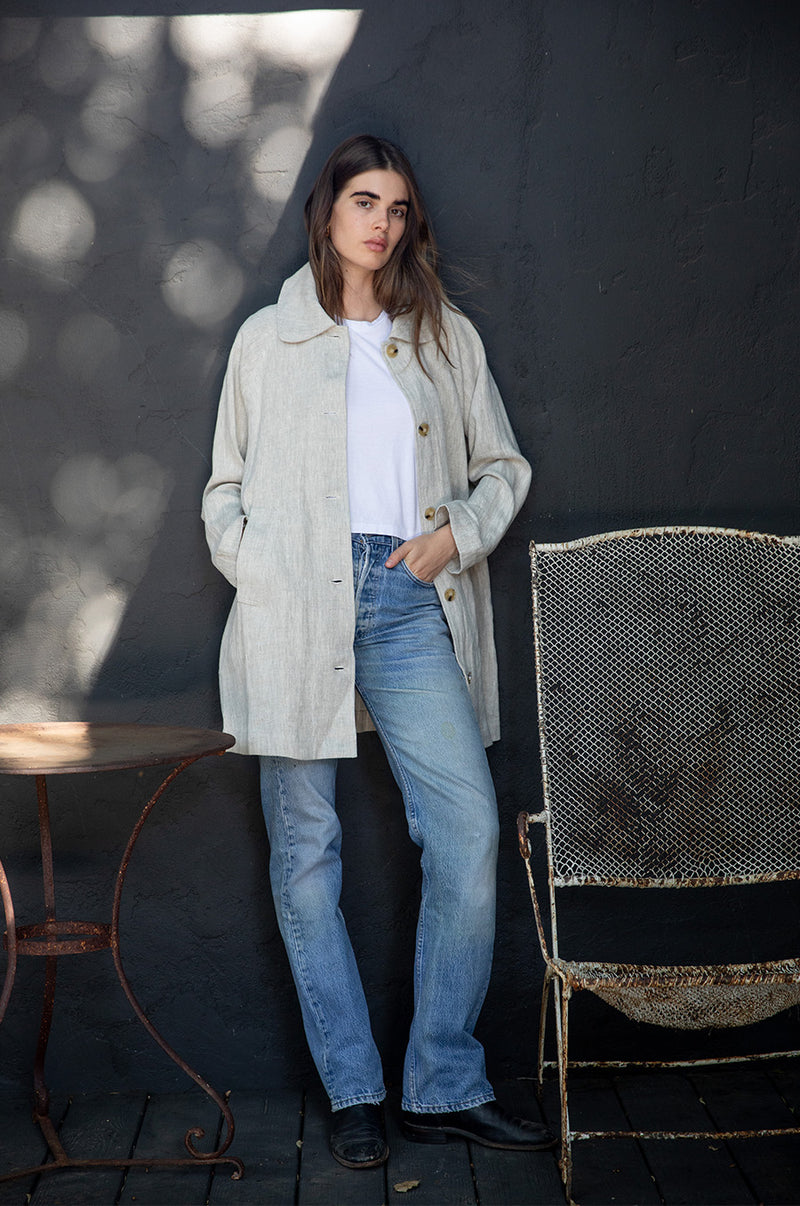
<box><xmin>325</xmin><ymin>224</ymin><xmax>331</xmax><ymax>238</ymax></box>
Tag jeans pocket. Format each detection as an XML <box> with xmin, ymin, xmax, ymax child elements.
<box><xmin>398</xmin><ymin>559</ymin><xmax>437</xmax><ymax>588</ymax></box>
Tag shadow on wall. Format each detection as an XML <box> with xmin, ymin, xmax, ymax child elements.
<box><xmin>0</xmin><ymin>1</ymin><xmax>548</xmax><ymax>1095</ymax></box>
<box><xmin>0</xmin><ymin>8</ymin><xmax>363</xmax><ymax>724</ymax></box>
<box><xmin>1</xmin><ymin>1</ymin><xmax>542</xmax><ymax>729</ymax></box>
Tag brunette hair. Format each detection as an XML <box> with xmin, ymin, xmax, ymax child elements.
<box><xmin>304</xmin><ymin>134</ymin><xmax>452</xmax><ymax>362</ymax></box>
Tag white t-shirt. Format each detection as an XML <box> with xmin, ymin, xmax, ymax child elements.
<box><xmin>344</xmin><ymin>311</ymin><xmax>420</xmax><ymax>541</ymax></box>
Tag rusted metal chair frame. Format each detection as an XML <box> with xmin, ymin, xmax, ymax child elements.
<box><xmin>518</xmin><ymin>526</ymin><xmax>800</xmax><ymax>1200</ymax></box>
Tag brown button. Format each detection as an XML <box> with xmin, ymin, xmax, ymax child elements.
<box><xmin>444</xmin><ymin>588</ymin><xmax>455</xmax><ymax>602</ymax></box>
<box><xmin>417</xmin><ymin>423</ymin><xmax>429</xmax><ymax>436</ymax></box>
<box><xmin>386</xmin><ymin>343</ymin><xmax>398</xmax><ymax>358</ymax></box>
<box><xmin>424</xmin><ymin>507</ymin><xmax>435</xmax><ymax>521</ymax></box>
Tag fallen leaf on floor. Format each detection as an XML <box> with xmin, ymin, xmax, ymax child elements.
<box><xmin>393</xmin><ymin>1179</ymin><xmax>421</xmax><ymax>1193</ymax></box>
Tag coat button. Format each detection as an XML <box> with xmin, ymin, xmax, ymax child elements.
<box><xmin>424</xmin><ymin>507</ymin><xmax>435</xmax><ymax>521</ymax></box>
<box><xmin>386</xmin><ymin>343</ymin><xmax>398</xmax><ymax>358</ymax></box>
<box><xmin>466</xmin><ymin>672</ymin><xmax>472</xmax><ymax>684</ymax></box>
<box><xmin>444</xmin><ymin>588</ymin><xmax>455</xmax><ymax>601</ymax></box>
<box><xmin>417</xmin><ymin>423</ymin><xmax>429</xmax><ymax>436</ymax></box>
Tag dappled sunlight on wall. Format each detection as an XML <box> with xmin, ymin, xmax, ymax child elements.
<box><xmin>161</xmin><ymin>238</ymin><xmax>245</xmax><ymax>329</ymax></box>
<box><xmin>10</xmin><ymin>178</ymin><xmax>96</xmax><ymax>271</ymax></box>
<box><xmin>0</xmin><ymin>10</ymin><xmax>362</xmax><ymax>722</ymax></box>
<box><xmin>71</xmin><ymin>23</ymin><xmax>164</xmax><ymax>183</ymax></box>
<box><xmin>0</xmin><ymin>454</ymin><xmax>171</xmax><ymax>720</ymax></box>
<box><xmin>162</xmin><ymin>10</ymin><xmax>360</xmax><ymax>311</ymax></box>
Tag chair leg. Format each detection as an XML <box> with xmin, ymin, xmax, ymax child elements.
<box><xmin>554</xmin><ymin>979</ymin><xmax>573</xmax><ymax>1200</ymax></box>
<box><xmin>537</xmin><ymin>965</ymin><xmax>554</xmax><ymax>1097</ymax></box>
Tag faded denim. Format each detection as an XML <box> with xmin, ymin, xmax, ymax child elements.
<box><xmin>259</xmin><ymin>534</ymin><xmax>499</xmax><ymax>1112</ymax></box>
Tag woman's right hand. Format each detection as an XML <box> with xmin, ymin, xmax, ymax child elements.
<box><xmin>384</xmin><ymin>524</ymin><xmax>458</xmax><ymax>583</ymax></box>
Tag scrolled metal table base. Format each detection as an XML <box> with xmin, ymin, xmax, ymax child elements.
<box><xmin>0</xmin><ymin>723</ymin><xmax>244</xmax><ymax>1184</ymax></box>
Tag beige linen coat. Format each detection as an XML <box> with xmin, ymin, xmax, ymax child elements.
<box><xmin>202</xmin><ymin>263</ymin><xmax>531</xmax><ymax>759</ymax></box>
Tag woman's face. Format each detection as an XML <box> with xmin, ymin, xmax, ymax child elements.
<box><xmin>328</xmin><ymin>169</ymin><xmax>408</xmax><ymax>278</ymax></box>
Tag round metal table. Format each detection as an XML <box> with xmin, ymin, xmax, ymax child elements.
<box><xmin>0</xmin><ymin>722</ymin><xmax>243</xmax><ymax>1184</ymax></box>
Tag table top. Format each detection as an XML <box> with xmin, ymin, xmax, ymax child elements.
<box><xmin>0</xmin><ymin>723</ymin><xmax>236</xmax><ymax>775</ymax></box>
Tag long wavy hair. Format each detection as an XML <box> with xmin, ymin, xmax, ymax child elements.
<box><xmin>304</xmin><ymin>134</ymin><xmax>452</xmax><ymax>363</ymax></box>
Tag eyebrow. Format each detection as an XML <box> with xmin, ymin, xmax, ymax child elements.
<box><xmin>349</xmin><ymin>190</ymin><xmax>409</xmax><ymax>206</ymax></box>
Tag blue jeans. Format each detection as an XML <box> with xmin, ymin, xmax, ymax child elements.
<box><xmin>259</xmin><ymin>533</ymin><xmax>499</xmax><ymax>1112</ymax></box>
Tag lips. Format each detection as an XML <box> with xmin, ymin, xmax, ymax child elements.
<box><xmin>365</xmin><ymin>239</ymin><xmax>388</xmax><ymax>252</ymax></box>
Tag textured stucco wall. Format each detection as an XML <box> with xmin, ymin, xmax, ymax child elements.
<box><xmin>1</xmin><ymin>0</ymin><xmax>799</xmax><ymax>1096</ymax></box>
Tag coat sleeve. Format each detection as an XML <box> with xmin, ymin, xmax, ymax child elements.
<box><xmin>435</xmin><ymin>320</ymin><xmax>532</xmax><ymax>574</ymax></box>
<box><xmin>201</xmin><ymin>326</ymin><xmax>250</xmax><ymax>588</ymax></box>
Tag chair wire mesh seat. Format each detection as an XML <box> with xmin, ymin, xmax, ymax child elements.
<box><xmin>517</xmin><ymin>526</ymin><xmax>800</xmax><ymax>1198</ymax></box>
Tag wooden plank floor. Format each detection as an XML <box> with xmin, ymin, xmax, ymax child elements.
<box><xmin>0</xmin><ymin>1064</ymin><xmax>798</xmax><ymax>1205</ymax></box>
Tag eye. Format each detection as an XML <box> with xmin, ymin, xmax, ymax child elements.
<box><xmin>356</xmin><ymin>198</ymin><xmax>373</xmax><ymax>208</ymax></box>
<box><xmin>391</xmin><ymin>207</ymin><xmax>407</xmax><ymax>219</ymax></box>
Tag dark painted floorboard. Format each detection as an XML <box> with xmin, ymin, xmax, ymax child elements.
<box><xmin>0</xmin><ymin>1095</ymin><xmax>62</xmax><ymax>1206</ymax></box>
<box><xmin>542</xmin><ymin>1072</ymin><xmax>662</xmax><ymax>1206</ymax></box>
<box><xmin>117</xmin><ymin>1092</ymin><xmax>221</xmax><ymax>1206</ymax></box>
<box><xmin>468</xmin><ymin>1079</ymin><xmax>564</xmax><ymax>1206</ymax></box>
<box><xmin>208</xmin><ymin>1089</ymin><xmax>301</xmax><ymax>1205</ymax></box>
<box><xmin>613</xmin><ymin>1071</ymin><xmax>756</xmax><ymax>1205</ymax></box>
<box><xmin>297</xmin><ymin>1088</ymin><xmax>385</xmax><ymax>1206</ymax></box>
<box><xmin>29</xmin><ymin>1093</ymin><xmax>145</xmax><ymax>1206</ymax></box>
<box><xmin>0</xmin><ymin>1066</ymin><xmax>798</xmax><ymax>1205</ymax></box>
<box><xmin>689</xmin><ymin>1064</ymin><xmax>800</xmax><ymax>1206</ymax></box>
<box><xmin>384</xmin><ymin>1092</ymin><xmax>476</xmax><ymax>1206</ymax></box>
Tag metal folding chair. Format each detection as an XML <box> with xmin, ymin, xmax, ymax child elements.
<box><xmin>518</xmin><ymin>526</ymin><xmax>800</xmax><ymax>1199</ymax></box>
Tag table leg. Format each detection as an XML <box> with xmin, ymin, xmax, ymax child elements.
<box><xmin>0</xmin><ymin>759</ymin><xmax>243</xmax><ymax>1184</ymax></box>
<box><xmin>110</xmin><ymin>754</ymin><xmax>242</xmax><ymax>1173</ymax></box>
<box><xmin>32</xmin><ymin>777</ymin><xmax>65</xmax><ymax>1150</ymax></box>
<box><xmin>0</xmin><ymin>855</ymin><xmax>16</xmax><ymax>1024</ymax></box>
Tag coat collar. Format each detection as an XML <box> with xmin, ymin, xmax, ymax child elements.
<box><xmin>276</xmin><ymin>263</ymin><xmax>337</xmax><ymax>342</ymax></box>
<box><xmin>276</xmin><ymin>262</ymin><xmax>436</xmax><ymax>346</ymax></box>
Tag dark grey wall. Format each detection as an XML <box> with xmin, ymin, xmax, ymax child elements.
<box><xmin>1</xmin><ymin>0</ymin><xmax>799</xmax><ymax>1097</ymax></box>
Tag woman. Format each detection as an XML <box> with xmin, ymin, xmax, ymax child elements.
<box><xmin>202</xmin><ymin>134</ymin><xmax>554</xmax><ymax>1168</ymax></box>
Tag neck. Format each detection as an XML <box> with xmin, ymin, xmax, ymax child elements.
<box><xmin>341</xmin><ymin>268</ymin><xmax>381</xmax><ymax>322</ymax></box>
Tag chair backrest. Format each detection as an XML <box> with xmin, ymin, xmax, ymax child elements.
<box><xmin>531</xmin><ymin>527</ymin><xmax>800</xmax><ymax>888</ymax></box>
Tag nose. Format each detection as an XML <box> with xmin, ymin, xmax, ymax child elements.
<box><xmin>373</xmin><ymin>209</ymin><xmax>389</xmax><ymax>231</ymax></box>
